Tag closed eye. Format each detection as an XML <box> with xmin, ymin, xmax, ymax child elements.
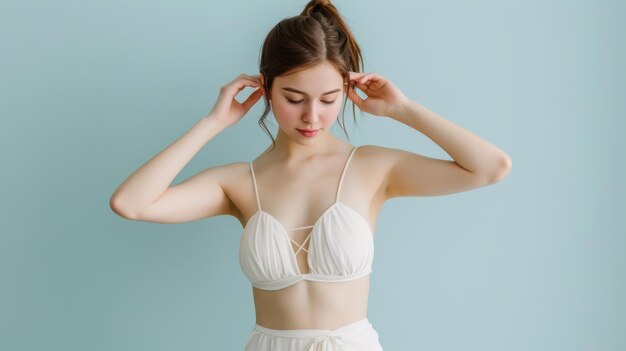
<box><xmin>287</xmin><ymin>98</ymin><xmax>335</xmax><ymax>104</ymax></box>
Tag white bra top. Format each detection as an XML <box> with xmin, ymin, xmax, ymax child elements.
<box><xmin>238</xmin><ymin>146</ymin><xmax>374</xmax><ymax>290</ymax></box>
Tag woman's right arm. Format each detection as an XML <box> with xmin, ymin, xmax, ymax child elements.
<box><xmin>109</xmin><ymin>117</ymin><xmax>231</xmax><ymax>222</ymax></box>
<box><xmin>109</xmin><ymin>74</ymin><xmax>264</xmax><ymax>223</ymax></box>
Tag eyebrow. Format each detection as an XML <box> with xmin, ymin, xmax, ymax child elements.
<box><xmin>281</xmin><ymin>87</ymin><xmax>341</xmax><ymax>97</ymax></box>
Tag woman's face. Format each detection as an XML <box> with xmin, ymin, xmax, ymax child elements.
<box><xmin>269</xmin><ymin>61</ymin><xmax>346</xmax><ymax>142</ymax></box>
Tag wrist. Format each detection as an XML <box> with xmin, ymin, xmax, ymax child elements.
<box><xmin>197</xmin><ymin>114</ymin><xmax>231</xmax><ymax>135</ymax></box>
<box><xmin>389</xmin><ymin>98</ymin><xmax>412</xmax><ymax>121</ymax></box>
<box><xmin>201</xmin><ymin>114</ymin><xmax>231</xmax><ymax>129</ymax></box>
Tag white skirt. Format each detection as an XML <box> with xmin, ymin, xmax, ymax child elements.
<box><xmin>244</xmin><ymin>317</ymin><xmax>384</xmax><ymax>351</ymax></box>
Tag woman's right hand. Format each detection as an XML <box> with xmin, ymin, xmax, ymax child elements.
<box><xmin>206</xmin><ymin>74</ymin><xmax>265</xmax><ymax>127</ymax></box>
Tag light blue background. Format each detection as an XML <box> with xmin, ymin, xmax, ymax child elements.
<box><xmin>1</xmin><ymin>0</ymin><xmax>624</xmax><ymax>350</ymax></box>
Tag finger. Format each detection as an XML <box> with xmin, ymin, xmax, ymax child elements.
<box><xmin>358</xmin><ymin>73</ymin><xmax>378</xmax><ymax>85</ymax></box>
<box><xmin>247</xmin><ymin>74</ymin><xmax>262</xmax><ymax>82</ymax></box>
<box><xmin>354</xmin><ymin>81</ymin><xmax>370</xmax><ymax>91</ymax></box>
<box><xmin>241</xmin><ymin>88</ymin><xmax>264</xmax><ymax>111</ymax></box>
<box><xmin>240</xmin><ymin>73</ymin><xmax>261</xmax><ymax>81</ymax></box>
<box><xmin>351</xmin><ymin>74</ymin><xmax>377</xmax><ymax>89</ymax></box>
<box><xmin>362</xmin><ymin>80</ymin><xmax>375</xmax><ymax>90</ymax></box>
<box><xmin>230</xmin><ymin>75</ymin><xmax>262</xmax><ymax>87</ymax></box>
<box><xmin>227</xmin><ymin>78</ymin><xmax>262</xmax><ymax>97</ymax></box>
<box><xmin>349</xmin><ymin>71</ymin><xmax>366</xmax><ymax>82</ymax></box>
<box><xmin>347</xmin><ymin>86</ymin><xmax>364</xmax><ymax>109</ymax></box>
<box><xmin>240</xmin><ymin>76</ymin><xmax>262</xmax><ymax>86</ymax></box>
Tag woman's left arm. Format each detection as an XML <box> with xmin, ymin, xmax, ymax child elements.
<box><xmin>389</xmin><ymin>99</ymin><xmax>512</xmax><ymax>182</ymax></box>
<box><xmin>348</xmin><ymin>72</ymin><xmax>512</xmax><ymax>199</ymax></box>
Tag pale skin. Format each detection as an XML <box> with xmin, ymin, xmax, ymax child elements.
<box><xmin>110</xmin><ymin>60</ymin><xmax>512</xmax><ymax>330</ymax></box>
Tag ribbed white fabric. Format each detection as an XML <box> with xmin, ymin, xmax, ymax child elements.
<box><xmin>239</xmin><ymin>146</ymin><xmax>374</xmax><ymax>291</ymax></box>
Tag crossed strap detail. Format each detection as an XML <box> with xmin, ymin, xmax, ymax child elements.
<box><xmin>249</xmin><ymin>146</ymin><xmax>360</xmax><ymax>258</ymax></box>
<box><xmin>290</xmin><ymin>228</ymin><xmax>314</xmax><ymax>256</ymax></box>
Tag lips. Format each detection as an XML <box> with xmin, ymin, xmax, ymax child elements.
<box><xmin>297</xmin><ymin>128</ymin><xmax>319</xmax><ymax>137</ymax></box>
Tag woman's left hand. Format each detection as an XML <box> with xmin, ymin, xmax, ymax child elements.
<box><xmin>347</xmin><ymin>72</ymin><xmax>410</xmax><ymax>118</ymax></box>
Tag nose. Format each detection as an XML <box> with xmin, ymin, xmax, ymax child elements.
<box><xmin>302</xmin><ymin>101</ymin><xmax>320</xmax><ymax>125</ymax></box>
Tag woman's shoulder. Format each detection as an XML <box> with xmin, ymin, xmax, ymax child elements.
<box><xmin>195</xmin><ymin>161</ymin><xmax>252</xmax><ymax>194</ymax></box>
<box><xmin>355</xmin><ymin>144</ymin><xmax>398</xmax><ymax>166</ymax></box>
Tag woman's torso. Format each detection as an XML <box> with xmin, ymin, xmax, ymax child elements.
<box><xmin>223</xmin><ymin>143</ymin><xmax>387</xmax><ymax>330</ymax></box>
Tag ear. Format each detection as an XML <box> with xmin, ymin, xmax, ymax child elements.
<box><xmin>259</xmin><ymin>73</ymin><xmax>271</xmax><ymax>100</ymax></box>
<box><xmin>343</xmin><ymin>74</ymin><xmax>351</xmax><ymax>93</ymax></box>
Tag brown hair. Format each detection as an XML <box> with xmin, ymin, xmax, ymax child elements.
<box><xmin>258</xmin><ymin>0</ymin><xmax>364</xmax><ymax>152</ymax></box>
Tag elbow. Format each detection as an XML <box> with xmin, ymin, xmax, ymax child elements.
<box><xmin>488</xmin><ymin>155</ymin><xmax>512</xmax><ymax>183</ymax></box>
<box><xmin>109</xmin><ymin>196</ymin><xmax>139</xmax><ymax>220</ymax></box>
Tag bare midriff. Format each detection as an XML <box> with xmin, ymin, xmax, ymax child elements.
<box><xmin>252</xmin><ymin>274</ymin><xmax>370</xmax><ymax>330</ymax></box>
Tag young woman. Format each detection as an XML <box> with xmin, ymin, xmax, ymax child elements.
<box><xmin>110</xmin><ymin>0</ymin><xmax>512</xmax><ymax>349</ymax></box>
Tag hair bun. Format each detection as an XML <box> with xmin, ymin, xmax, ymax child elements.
<box><xmin>312</xmin><ymin>0</ymin><xmax>331</xmax><ymax>6</ymax></box>
<box><xmin>303</xmin><ymin>0</ymin><xmax>333</xmax><ymax>16</ymax></box>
